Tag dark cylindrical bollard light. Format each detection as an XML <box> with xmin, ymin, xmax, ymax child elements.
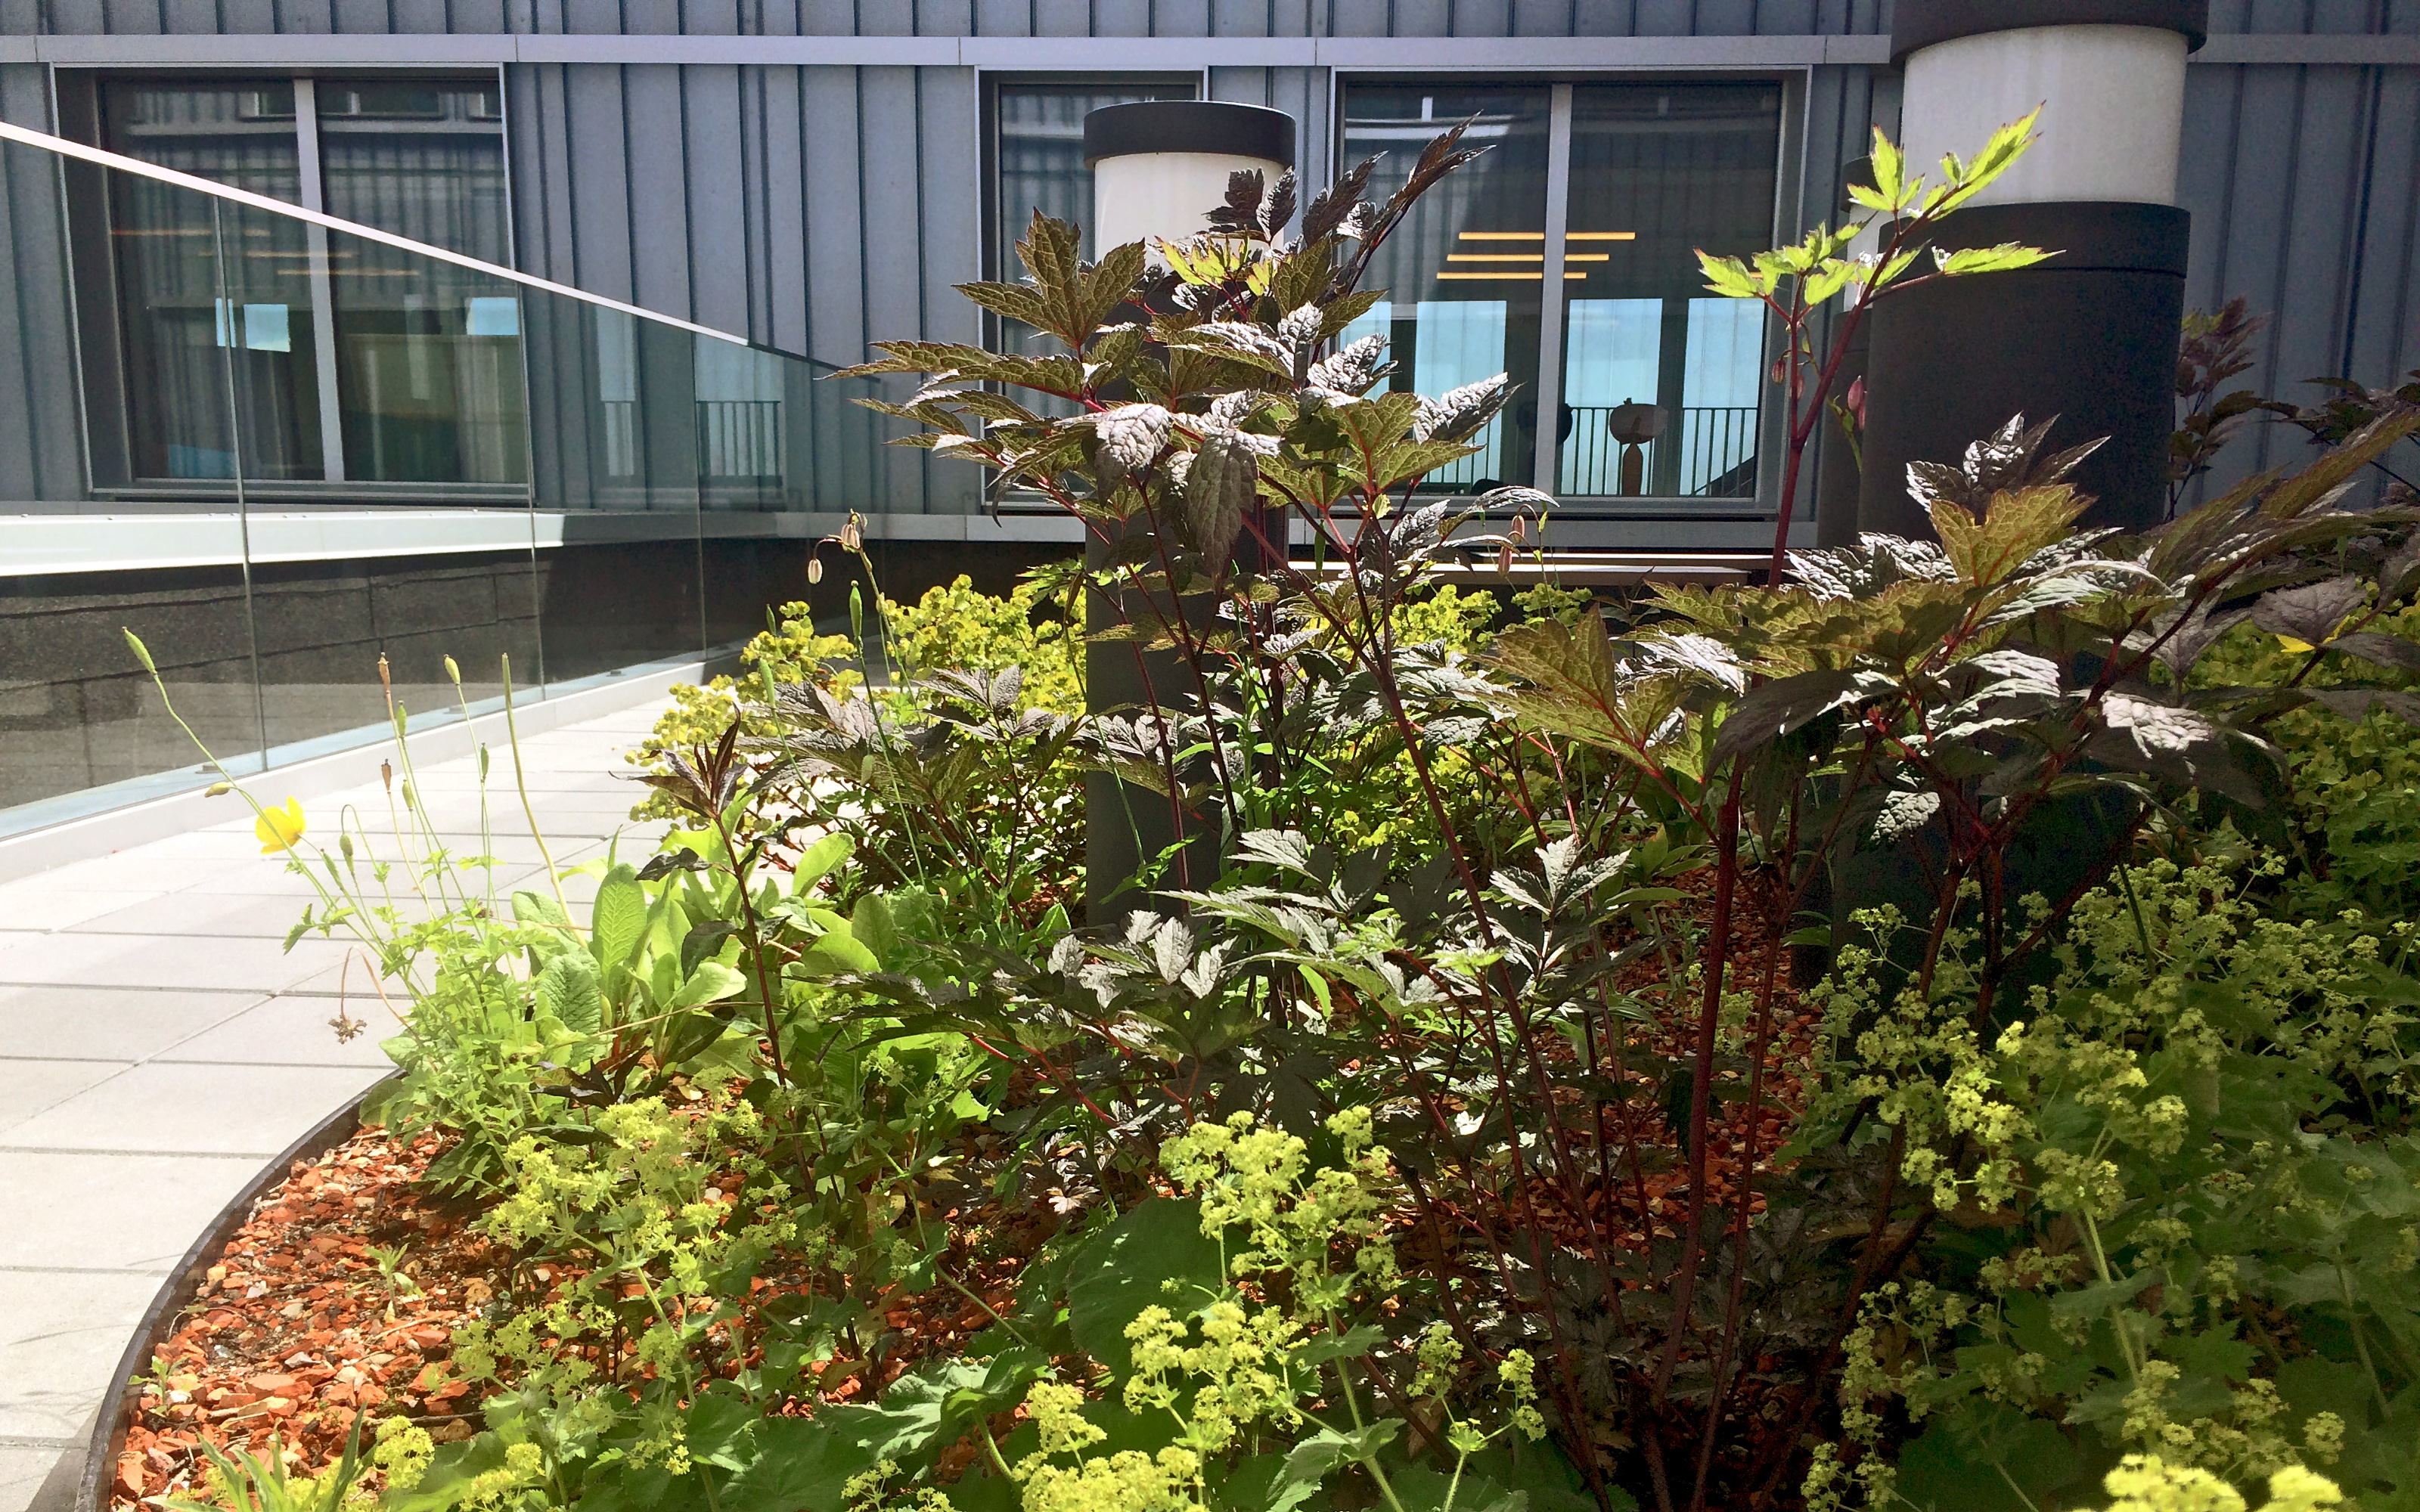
<box><xmin>1859</xmin><ymin>1</ymin><xmax>2206</xmax><ymax>538</ymax></box>
<box><xmin>1079</xmin><ymin>101</ymin><xmax>1295</xmax><ymax>931</ymax></box>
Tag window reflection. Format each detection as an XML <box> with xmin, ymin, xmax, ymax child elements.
<box><xmin>991</xmin><ymin>79</ymin><xmax>1196</xmax><ymax>419</ymax></box>
<box><xmin>98</xmin><ymin>76</ymin><xmax>524</xmax><ymax>488</ymax></box>
<box><xmin>103</xmin><ymin>79</ymin><xmax>324</xmax><ymax>482</ymax></box>
<box><xmin>320</xmin><ymin>81</ymin><xmax>523</xmax><ymax>485</ymax></box>
<box><xmin>1341</xmin><ymin>85</ymin><xmax>1551</xmax><ymax>491</ymax></box>
<box><xmin>1559</xmin><ymin>83</ymin><xmax>1779</xmax><ymax>497</ymax></box>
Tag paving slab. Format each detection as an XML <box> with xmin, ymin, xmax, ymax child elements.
<box><xmin>159</xmin><ymin>994</ymin><xmax>402</xmax><ymax>1070</ymax></box>
<box><xmin>0</xmin><ymin>1154</ymin><xmax>264</xmax><ymax>1272</ymax></box>
<box><xmin>0</xmin><ymin>1062</ymin><xmax>392</xmax><ymax>1157</ymax></box>
<box><xmin>1</xmin><ymin>1447</ymin><xmax>70</xmax><ymax>1512</ymax></box>
<box><xmin>0</xmin><ymin>691</ymin><xmax>670</xmax><ymax>1512</ymax></box>
<box><xmin>0</xmin><ymin>931</ymin><xmax>357</xmax><ymax>995</ymax></box>
<box><xmin>0</xmin><ymin>989</ymin><xmax>261</xmax><ymax>1063</ymax></box>
<box><xmin>0</xmin><ymin>1271</ymin><xmax>172</xmax><ymax>1443</ymax></box>
<box><xmin>0</xmin><ymin>894</ymin><xmax>147</xmax><ymax>934</ymax></box>
<box><xmin>0</xmin><ymin>1064</ymin><xmax>129</xmax><ymax>1138</ymax></box>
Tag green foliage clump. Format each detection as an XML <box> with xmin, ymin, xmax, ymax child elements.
<box><xmin>131</xmin><ymin>101</ymin><xmax>2420</xmax><ymax>1512</ymax></box>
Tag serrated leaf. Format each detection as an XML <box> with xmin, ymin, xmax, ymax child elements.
<box><xmin>2251</xmin><ymin>575</ymin><xmax>2367</xmax><ymax>646</ymax></box>
<box><xmin>1934</xmin><ymin>242</ymin><xmax>2054</xmax><ymax>277</ymax></box>
<box><xmin>1710</xmin><ymin>668</ymin><xmax>1863</xmax><ymax>769</ymax></box>
<box><xmin>1183</xmin><ymin>426</ymin><xmax>1264</xmax><ymax>575</ymax></box>
<box><xmin>1064</xmin><ymin>1198</ymin><xmax>1224</xmax><ymax>1375</ymax></box>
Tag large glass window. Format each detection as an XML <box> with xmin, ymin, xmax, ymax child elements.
<box><xmin>1339</xmin><ymin>79</ymin><xmax>1781</xmax><ymax>502</ymax></box>
<box><xmin>99</xmin><ymin>75</ymin><xmax>523</xmax><ymax>488</ymax></box>
<box><xmin>1342</xmin><ymin>85</ymin><xmax>1553</xmax><ymax>491</ymax></box>
<box><xmin>102</xmin><ymin>80</ymin><xmax>321</xmax><ymax>482</ymax></box>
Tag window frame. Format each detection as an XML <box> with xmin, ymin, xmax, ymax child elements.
<box><xmin>53</xmin><ymin>64</ymin><xmax>524</xmax><ymax>500</ymax></box>
<box><xmin>1329</xmin><ymin>69</ymin><xmax>1802</xmax><ymax>522</ymax></box>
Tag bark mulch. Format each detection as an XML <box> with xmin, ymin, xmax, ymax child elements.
<box><xmin>114</xmin><ymin>1127</ymin><xmax>491</xmax><ymax>1510</ymax></box>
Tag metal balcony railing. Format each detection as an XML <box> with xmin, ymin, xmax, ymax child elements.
<box><xmin>1561</xmin><ymin>404</ymin><xmax>1760</xmax><ymax>499</ymax></box>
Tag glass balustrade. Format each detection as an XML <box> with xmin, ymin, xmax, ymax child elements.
<box><xmin>0</xmin><ymin>124</ymin><xmax>886</xmax><ymax>836</ymax></box>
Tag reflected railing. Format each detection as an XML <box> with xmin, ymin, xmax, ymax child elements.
<box><xmin>0</xmin><ymin>119</ymin><xmax>889</xmax><ymax>838</ymax></box>
<box><xmin>0</xmin><ymin>118</ymin><xmax>886</xmax><ymax>515</ymax></box>
<box><xmin>1560</xmin><ymin>404</ymin><xmax>1759</xmax><ymax>500</ymax></box>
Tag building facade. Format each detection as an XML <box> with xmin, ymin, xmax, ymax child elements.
<box><xmin>0</xmin><ymin>1</ymin><xmax>2415</xmax><ymax>837</ymax></box>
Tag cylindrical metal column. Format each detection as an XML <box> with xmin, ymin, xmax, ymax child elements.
<box><xmin>1079</xmin><ymin>101</ymin><xmax>1296</xmax><ymax>929</ymax></box>
<box><xmin>1859</xmin><ymin>1</ymin><xmax>2206</xmax><ymax>538</ymax></box>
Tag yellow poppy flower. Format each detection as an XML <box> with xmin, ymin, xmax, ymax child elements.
<box><xmin>256</xmin><ymin>797</ymin><xmax>306</xmax><ymax>854</ymax></box>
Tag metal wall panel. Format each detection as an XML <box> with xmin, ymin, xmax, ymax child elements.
<box><xmin>13</xmin><ymin>0</ymin><xmax>2388</xmax><ymax>28</ymax></box>
<box><xmin>0</xmin><ymin>0</ymin><xmax>2409</xmax><ymax>534</ymax></box>
<box><xmin>2177</xmin><ymin>60</ymin><xmax>2420</xmax><ymax>510</ymax></box>
<box><xmin>0</xmin><ymin>62</ymin><xmax>80</xmax><ymax>503</ymax></box>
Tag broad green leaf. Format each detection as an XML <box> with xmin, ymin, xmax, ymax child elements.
<box><xmin>1930</xmin><ymin>485</ymin><xmax>2090</xmax><ymax>586</ymax></box>
<box><xmin>719</xmin><ymin>1415</ymin><xmax>885</xmax><ymax>1512</ymax></box>
<box><xmin>1891</xmin><ymin>1403</ymin><xmax>2093</xmax><ymax>1512</ymax></box>
<box><xmin>510</xmin><ymin>888</ymin><xmax>572</xmax><ymax>931</ymax></box>
<box><xmin>793</xmin><ymin>927</ymin><xmax>880</xmax><ymax>978</ymax></box>
<box><xmin>791</xmin><ymin>832</ymin><xmax>854</xmax><ymax>894</ymax></box>
<box><xmin>1279</xmin><ymin>1420</ymin><xmax>1401</xmax><ymax>1488</ymax></box>
<box><xmin>535</xmin><ymin>950</ymin><xmax>604</xmax><ymax>1035</ymax></box>
<box><xmin>1064</xmin><ymin>1198</ymin><xmax>1224</xmax><ymax>1374</ymax></box>
<box><xmin>591</xmin><ymin>863</ymin><xmax>647</xmax><ymax>968</ymax></box>
<box><xmin>851</xmin><ymin>893</ymin><xmax>898</xmax><ymax>970</ymax></box>
<box><xmin>671</xmin><ymin>959</ymin><xmax>746</xmax><ymax>1012</ymax></box>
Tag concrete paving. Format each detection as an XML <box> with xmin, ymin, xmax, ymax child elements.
<box><xmin>0</xmin><ymin>695</ymin><xmax>681</xmax><ymax>1512</ymax></box>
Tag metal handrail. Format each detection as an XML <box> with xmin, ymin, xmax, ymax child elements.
<box><xmin>0</xmin><ymin>116</ymin><xmax>837</xmax><ymax>372</ymax></box>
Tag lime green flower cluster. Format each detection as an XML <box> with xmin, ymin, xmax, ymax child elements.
<box><xmin>450</xmin><ymin>1098</ymin><xmax>799</xmax><ymax>1415</ymax></box>
<box><xmin>2096</xmin><ymin>1455</ymin><xmax>2341</xmax><ymax>1512</ymax></box>
<box><xmin>1798</xmin><ymin>850</ymin><xmax>2420</xmax><ymax>1510</ymax></box>
<box><xmin>1003</xmin><ymin>1108</ymin><xmax>1551</xmax><ymax>1512</ymax></box>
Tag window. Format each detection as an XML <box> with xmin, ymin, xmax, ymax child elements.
<box><xmin>1339</xmin><ymin>80</ymin><xmax>1781</xmax><ymax>502</ymax></box>
<box><xmin>94</xmin><ymin>75</ymin><xmax>522</xmax><ymax>488</ymax></box>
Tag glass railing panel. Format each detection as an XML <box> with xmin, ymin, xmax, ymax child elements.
<box><xmin>3</xmin><ymin>136</ymin><xmax>275</xmax><ymax>829</ymax></box>
<box><xmin>196</xmin><ymin>184</ymin><xmax>535</xmax><ymax>754</ymax></box>
<box><xmin>2</xmin><ymin>116</ymin><xmax>899</xmax><ymax>840</ymax></box>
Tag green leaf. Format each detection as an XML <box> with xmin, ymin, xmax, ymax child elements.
<box><xmin>672</xmin><ymin>960</ymin><xmax>748</xmax><ymax>1012</ymax></box>
<box><xmin>1868</xmin><ymin>125</ymin><xmax>1906</xmax><ymax>208</ymax></box>
<box><xmin>1891</xmin><ymin>1404</ymin><xmax>2095</xmax><ymax>1512</ymax></box>
<box><xmin>1064</xmin><ymin>1198</ymin><xmax>1224</xmax><ymax>1375</ymax></box>
<box><xmin>1279</xmin><ymin>1420</ymin><xmax>1401</xmax><ymax>1487</ymax></box>
<box><xmin>592</xmin><ymin>863</ymin><xmax>647</xmax><ymax>968</ymax></box>
<box><xmin>791</xmin><ymin>833</ymin><xmax>853</xmax><ymax>894</ymax></box>
<box><xmin>1946</xmin><ymin>107</ymin><xmax>2043</xmax><ymax>208</ymax></box>
<box><xmin>1696</xmin><ymin>250</ymin><xmax>1761</xmax><ymax>299</ymax></box>
<box><xmin>510</xmin><ymin>888</ymin><xmax>572</xmax><ymax>931</ymax></box>
<box><xmin>851</xmin><ymin>893</ymin><xmax>898</xmax><ymax>970</ymax></box>
<box><xmin>719</xmin><ymin>1416</ymin><xmax>884</xmax><ymax>1512</ymax></box>
<box><xmin>793</xmin><ymin>927</ymin><xmax>880</xmax><ymax>977</ymax></box>
<box><xmin>1210</xmin><ymin>1453</ymin><xmax>1325</xmax><ymax>1512</ymax></box>
<box><xmin>1289</xmin><ymin>1323</ymin><xmax>1384</xmax><ymax>1368</ymax></box>
<box><xmin>1934</xmin><ymin>242</ymin><xmax>2054</xmax><ymax>277</ymax></box>
<box><xmin>535</xmin><ymin>950</ymin><xmax>605</xmax><ymax>1036</ymax></box>
<box><xmin>1709</xmin><ymin>668</ymin><xmax>1864</xmax><ymax>770</ymax></box>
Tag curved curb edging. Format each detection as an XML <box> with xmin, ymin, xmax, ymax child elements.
<box><xmin>73</xmin><ymin>1077</ymin><xmax>397</xmax><ymax>1512</ymax></box>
